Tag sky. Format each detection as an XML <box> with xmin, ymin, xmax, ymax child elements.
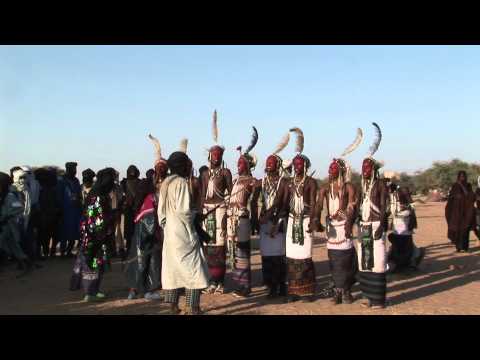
<box><xmin>1</xmin><ymin>45</ymin><xmax>479</xmax><ymax>179</ymax></box>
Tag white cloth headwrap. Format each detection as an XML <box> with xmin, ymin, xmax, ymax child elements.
<box><xmin>11</xmin><ymin>169</ymin><xmax>31</xmax><ymax>228</ymax></box>
<box><xmin>20</xmin><ymin>166</ymin><xmax>40</xmax><ymax>205</ymax></box>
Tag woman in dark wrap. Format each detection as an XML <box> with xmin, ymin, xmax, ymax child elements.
<box><xmin>445</xmin><ymin>171</ymin><xmax>476</xmax><ymax>253</ymax></box>
<box><xmin>70</xmin><ymin>168</ymin><xmax>116</xmax><ymax>302</ymax></box>
<box><xmin>125</xmin><ymin>178</ymin><xmax>162</xmax><ymax>300</ymax></box>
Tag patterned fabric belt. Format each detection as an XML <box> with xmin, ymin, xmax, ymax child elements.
<box><xmin>289</xmin><ymin>214</ymin><xmax>308</xmax><ymax>219</ymax></box>
<box><xmin>327</xmin><ymin>238</ymin><xmax>349</xmax><ymax>245</ymax></box>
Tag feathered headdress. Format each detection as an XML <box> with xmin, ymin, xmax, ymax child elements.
<box><xmin>331</xmin><ymin>128</ymin><xmax>364</xmax><ymax>183</ymax></box>
<box><xmin>289</xmin><ymin>127</ymin><xmax>304</xmax><ymax>154</ymax></box>
<box><xmin>212</xmin><ymin>110</ymin><xmax>219</xmax><ymax>144</ymax></box>
<box><xmin>273</xmin><ymin>132</ymin><xmax>290</xmax><ymax>156</ymax></box>
<box><xmin>237</xmin><ymin>126</ymin><xmax>259</xmax><ymax>170</ymax></box>
<box><xmin>148</xmin><ymin>133</ymin><xmax>167</xmax><ymax>165</ymax></box>
<box><xmin>179</xmin><ymin>138</ymin><xmax>188</xmax><ymax>154</ymax></box>
<box><xmin>208</xmin><ymin>109</ymin><xmax>225</xmax><ymax>158</ymax></box>
<box><xmin>341</xmin><ymin>128</ymin><xmax>363</xmax><ymax>158</ymax></box>
<box><xmin>266</xmin><ymin>132</ymin><xmax>291</xmax><ymax>174</ymax></box>
<box><xmin>363</xmin><ymin>122</ymin><xmax>384</xmax><ymax>174</ymax></box>
<box><xmin>367</xmin><ymin>122</ymin><xmax>382</xmax><ymax>158</ymax></box>
<box><xmin>362</xmin><ymin>123</ymin><xmax>385</xmax><ymax>189</ymax></box>
<box><xmin>289</xmin><ymin>127</ymin><xmax>310</xmax><ymax>169</ymax></box>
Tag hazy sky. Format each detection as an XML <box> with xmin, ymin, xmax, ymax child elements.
<box><xmin>1</xmin><ymin>45</ymin><xmax>478</xmax><ymax>179</ymax></box>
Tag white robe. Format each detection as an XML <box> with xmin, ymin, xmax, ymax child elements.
<box><xmin>356</xmin><ymin>221</ymin><xmax>387</xmax><ymax>273</ymax></box>
<box><xmin>158</xmin><ymin>175</ymin><xmax>209</xmax><ymax>290</ymax></box>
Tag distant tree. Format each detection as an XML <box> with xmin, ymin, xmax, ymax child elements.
<box><xmin>392</xmin><ymin>172</ymin><xmax>414</xmax><ymax>193</ymax></box>
<box><xmin>408</xmin><ymin>159</ymin><xmax>480</xmax><ymax>195</ymax></box>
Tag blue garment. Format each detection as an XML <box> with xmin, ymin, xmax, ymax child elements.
<box><xmin>58</xmin><ymin>176</ymin><xmax>82</xmax><ymax>243</ymax></box>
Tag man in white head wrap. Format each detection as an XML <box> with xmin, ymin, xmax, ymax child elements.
<box><xmin>10</xmin><ymin>168</ymin><xmax>31</xmax><ymax>227</ymax></box>
<box><xmin>0</xmin><ymin>168</ymin><xmax>34</xmax><ymax>277</ymax></box>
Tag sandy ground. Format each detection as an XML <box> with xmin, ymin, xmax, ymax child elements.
<box><xmin>1</xmin><ymin>201</ymin><xmax>479</xmax><ymax>315</ymax></box>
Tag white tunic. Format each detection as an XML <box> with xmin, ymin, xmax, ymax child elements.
<box><xmin>259</xmin><ymin>176</ymin><xmax>286</xmax><ymax>257</ymax></box>
<box><xmin>356</xmin><ymin>182</ymin><xmax>387</xmax><ymax>273</ymax></box>
<box><xmin>355</xmin><ymin>220</ymin><xmax>387</xmax><ymax>273</ymax></box>
<box><xmin>326</xmin><ymin>193</ymin><xmax>353</xmax><ymax>251</ymax></box>
<box><xmin>158</xmin><ymin>175</ymin><xmax>209</xmax><ymax>290</ymax></box>
<box><xmin>392</xmin><ymin>209</ymin><xmax>412</xmax><ymax>236</ymax></box>
<box><xmin>286</xmin><ymin>191</ymin><xmax>312</xmax><ymax>260</ymax></box>
<box><xmin>390</xmin><ymin>193</ymin><xmax>412</xmax><ymax>236</ymax></box>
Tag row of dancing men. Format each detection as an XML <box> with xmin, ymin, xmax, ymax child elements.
<box><xmin>70</xmin><ymin>112</ymin><xmax>425</xmax><ymax>313</ymax></box>
<box><xmin>197</xmin><ymin>118</ymin><xmax>424</xmax><ymax>309</ymax></box>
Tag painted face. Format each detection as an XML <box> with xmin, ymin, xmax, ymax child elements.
<box><xmin>265</xmin><ymin>155</ymin><xmax>279</xmax><ymax>174</ymax></box>
<box><xmin>362</xmin><ymin>159</ymin><xmax>374</xmax><ymax>179</ymax></box>
<box><xmin>328</xmin><ymin>161</ymin><xmax>340</xmax><ymax>180</ymax></box>
<box><xmin>293</xmin><ymin>156</ymin><xmax>305</xmax><ymax>176</ymax></box>
<box><xmin>237</xmin><ymin>157</ymin><xmax>249</xmax><ymax>175</ymax></box>
<box><xmin>210</xmin><ymin>146</ymin><xmax>224</xmax><ymax>167</ymax></box>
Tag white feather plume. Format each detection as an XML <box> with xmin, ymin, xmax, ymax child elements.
<box><xmin>341</xmin><ymin>128</ymin><xmax>363</xmax><ymax>157</ymax></box>
<box><xmin>367</xmin><ymin>122</ymin><xmax>382</xmax><ymax>157</ymax></box>
<box><xmin>273</xmin><ymin>132</ymin><xmax>290</xmax><ymax>155</ymax></box>
<box><xmin>212</xmin><ymin>109</ymin><xmax>219</xmax><ymax>144</ymax></box>
<box><xmin>179</xmin><ymin>138</ymin><xmax>188</xmax><ymax>154</ymax></box>
<box><xmin>289</xmin><ymin>127</ymin><xmax>304</xmax><ymax>154</ymax></box>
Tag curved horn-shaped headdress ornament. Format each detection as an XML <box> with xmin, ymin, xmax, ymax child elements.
<box><xmin>179</xmin><ymin>138</ymin><xmax>188</xmax><ymax>154</ymax></box>
<box><xmin>289</xmin><ymin>127</ymin><xmax>311</xmax><ymax>170</ymax></box>
<box><xmin>367</xmin><ymin>122</ymin><xmax>382</xmax><ymax>158</ymax></box>
<box><xmin>148</xmin><ymin>134</ymin><xmax>164</xmax><ymax>164</ymax></box>
<box><xmin>289</xmin><ymin>127</ymin><xmax>304</xmax><ymax>154</ymax></box>
<box><xmin>269</xmin><ymin>132</ymin><xmax>291</xmax><ymax>175</ymax></box>
<box><xmin>245</xmin><ymin>126</ymin><xmax>258</xmax><ymax>154</ymax></box>
<box><xmin>273</xmin><ymin>132</ymin><xmax>290</xmax><ymax>155</ymax></box>
<box><xmin>333</xmin><ymin>127</ymin><xmax>363</xmax><ymax>183</ymax></box>
<box><xmin>341</xmin><ymin>128</ymin><xmax>363</xmax><ymax>158</ymax></box>
<box><xmin>237</xmin><ymin>126</ymin><xmax>259</xmax><ymax>170</ymax></box>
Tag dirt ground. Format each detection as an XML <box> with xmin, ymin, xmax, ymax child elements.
<box><xmin>1</xmin><ymin>201</ymin><xmax>479</xmax><ymax>315</ymax></box>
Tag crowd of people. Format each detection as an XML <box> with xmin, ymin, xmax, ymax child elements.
<box><xmin>2</xmin><ymin>113</ymin><xmax>479</xmax><ymax>315</ymax></box>
<box><xmin>0</xmin><ymin>163</ymin><xmax>154</xmax><ymax>275</ymax></box>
